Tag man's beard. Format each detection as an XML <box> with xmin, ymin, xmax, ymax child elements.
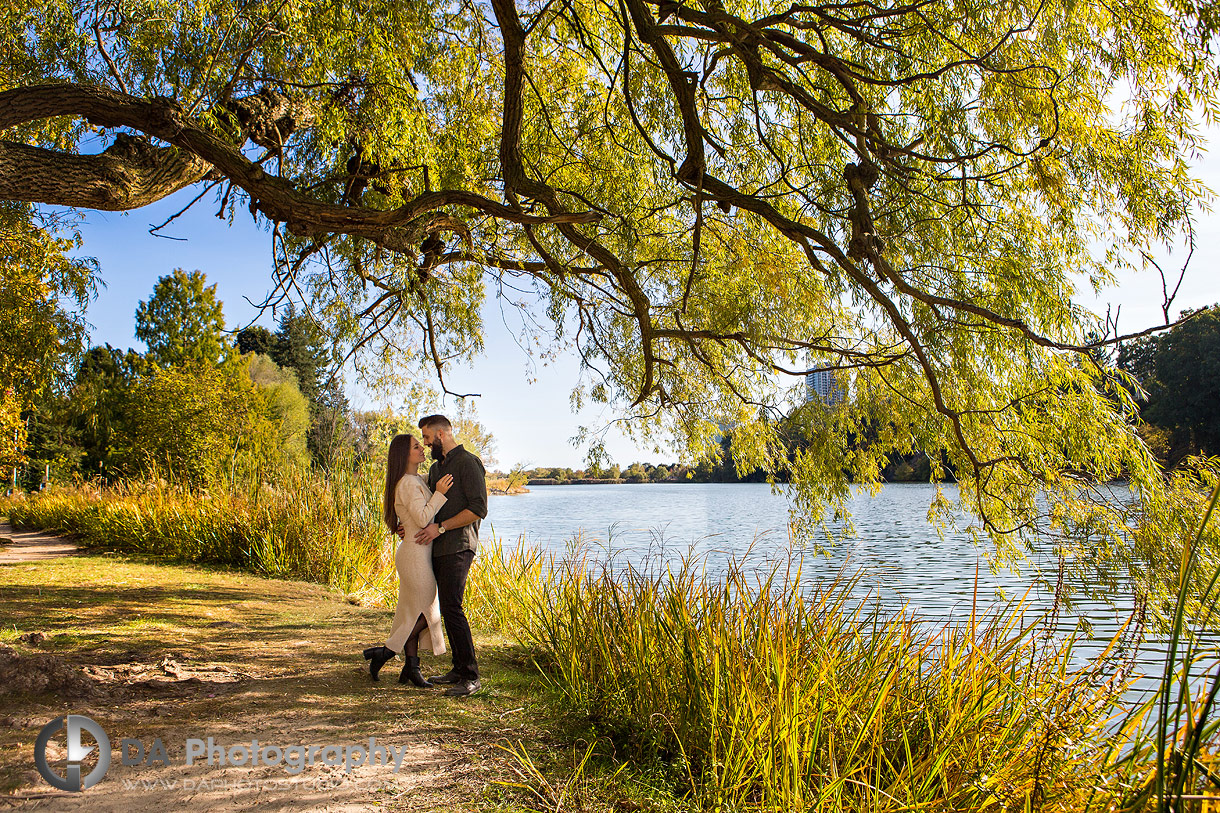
<box><xmin>430</xmin><ymin>442</ymin><xmax>444</xmax><ymax>460</ymax></box>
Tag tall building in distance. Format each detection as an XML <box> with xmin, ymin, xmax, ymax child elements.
<box><xmin>805</xmin><ymin>368</ymin><xmax>844</xmax><ymax>406</ymax></box>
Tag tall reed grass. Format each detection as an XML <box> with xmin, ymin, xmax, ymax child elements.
<box><xmin>6</xmin><ymin>477</ymin><xmax>1220</xmax><ymax>810</ymax></box>
<box><xmin>1141</xmin><ymin>478</ymin><xmax>1220</xmax><ymax>811</ymax></box>
<box><xmin>481</xmin><ymin>548</ymin><xmax>1163</xmax><ymax>810</ymax></box>
<box><xmin>2</xmin><ymin>469</ymin><xmax>397</xmax><ymax>603</ymax></box>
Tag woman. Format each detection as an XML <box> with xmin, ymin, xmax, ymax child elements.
<box><xmin>362</xmin><ymin>433</ymin><xmax>453</xmax><ymax>686</ymax></box>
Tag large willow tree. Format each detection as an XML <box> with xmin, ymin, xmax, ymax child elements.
<box><xmin>2</xmin><ymin>0</ymin><xmax>1217</xmax><ymax>594</ymax></box>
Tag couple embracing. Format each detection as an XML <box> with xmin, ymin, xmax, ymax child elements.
<box><xmin>362</xmin><ymin>413</ymin><xmax>486</xmax><ymax>697</ymax></box>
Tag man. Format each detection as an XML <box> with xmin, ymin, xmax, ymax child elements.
<box><xmin>410</xmin><ymin>413</ymin><xmax>486</xmax><ymax>697</ymax></box>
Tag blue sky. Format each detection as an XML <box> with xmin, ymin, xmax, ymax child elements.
<box><xmin>69</xmin><ymin>147</ymin><xmax>1220</xmax><ymax>469</ymax></box>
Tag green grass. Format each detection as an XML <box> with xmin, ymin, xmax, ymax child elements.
<box><xmin>0</xmin><ymin>551</ymin><xmax>682</xmax><ymax>811</ymax></box>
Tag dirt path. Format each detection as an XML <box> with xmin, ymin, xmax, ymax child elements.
<box><xmin>0</xmin><ymin>523</ymin><xmax>566</xmax><ymax>812</ymax></box>
<box><xmin>0</xmin><ymin>522</ymin><xmax>82</xmax><ymax>563</ymax></box>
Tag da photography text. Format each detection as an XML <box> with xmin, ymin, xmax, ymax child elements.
<box><xmin>35</xmin><ymin>715</ymin><xmax>412</xmax><ymax>792</ymax></box>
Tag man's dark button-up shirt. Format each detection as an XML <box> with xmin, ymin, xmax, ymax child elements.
<box><xmin>426</xmin><ymin>444</ymin><xmax>487</xmax><ymax>557</ymax></box>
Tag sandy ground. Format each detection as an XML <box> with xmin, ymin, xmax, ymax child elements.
<box><xmin>0</xmin><ymin>521</ymin><xmax>561</xmax><ymax>812</ymax></box>
<box><xmin>0</xmin><ymin>525</ymin><xmax>81</xmax><ymax>564</ymax></box>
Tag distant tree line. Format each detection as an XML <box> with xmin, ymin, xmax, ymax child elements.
<box><xmin>524</xmin><ymin>423</ymin><xmax>944</xmax><ymax>485</ymax></box>
<box><xmin>522</xmin><ymin>459</ymin><xmax>755</xmax><ymax>484</ymax></box>
<box><xmin>14</xmin><ymin>267</ymin><xmax>347</xmax><ymax>487</ymax></box>
<box><xmin>6</xmin><ymin>263</ymin><xmax>493</xmax><ymax>490</ymax></box>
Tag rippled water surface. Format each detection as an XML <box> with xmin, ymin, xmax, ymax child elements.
<box><xmin>486</xmin><ymin>482</ymin><xmax>1212</xmax><ymax>708</ymax></box>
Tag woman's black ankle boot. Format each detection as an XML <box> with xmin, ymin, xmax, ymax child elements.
<box><xmin>399</xmin><ymin>654</ymin><xmax>433</xmax><ymax>688</ymax></box>
<box><xmin>364</xmin><ymin>646</ymin><xmax>396</xmax><ymax>681</ymax></box>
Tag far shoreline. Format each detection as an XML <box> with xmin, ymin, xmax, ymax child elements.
<box><xmin>516</xmin><ymin>477</ymin><xmax>960</xmax><ymax>487</ymax></box>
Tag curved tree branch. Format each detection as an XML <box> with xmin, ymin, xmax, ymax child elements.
<box><xmin>0</xmin><ymin>83</ymin><xmax>602</xmax><ymax>254</ymax></box>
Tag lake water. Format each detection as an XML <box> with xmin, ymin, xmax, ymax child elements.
<box><xmin>485</xmin><ymin>482</ymin><xmax>1213</xmax><ymax>711</ymax></box>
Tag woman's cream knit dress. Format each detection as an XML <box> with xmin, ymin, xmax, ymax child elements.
<box><xmin>384</xmin><ymin>474</ymin><xmax>447</xmax><ymax>654</ymax></box>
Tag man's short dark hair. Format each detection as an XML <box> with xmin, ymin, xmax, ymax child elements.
<box><xmin>418</xmin><ymin>414</ymin><xmax>452</xmax><ymax>431</ymax></box>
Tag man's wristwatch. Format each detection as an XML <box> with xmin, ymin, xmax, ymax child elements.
<box><xmin>436</xmin><ymin>524</ymin><xmax>447</xmax><ymax>535</ymax></box>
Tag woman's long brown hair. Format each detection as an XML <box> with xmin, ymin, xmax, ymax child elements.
<box><xmin>383</xmin><ymin>433</ymin><xmax>415</xmax><ymax>533</ymax></box>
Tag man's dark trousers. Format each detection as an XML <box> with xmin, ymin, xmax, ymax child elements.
<box><xmin>434</xmin><ymin>549</ymin><xmax>478</xmax><ymax>679</ymax></box>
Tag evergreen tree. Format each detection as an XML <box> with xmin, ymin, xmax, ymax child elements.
<box><xmin>235</xmin><ymin>325</ymin><xmax>274</xmax><ymax>356</ymax></box>
<box><xmin>270</xmin><ymin>306</ymin><xmax>328</xmax><ymax>408</ymax></box>
<box><xmin>20</xmin><ymin>398</ymin><xmax>83</xmax><ymax>488</ymax></box>
<box><xmin>135</xmin><ymin>269</ymin><xmax>227</xmax><ymax>368</ymax></box>
<box><xmin>269</xmin><ymin>306</ymin><xmax>350</xmax><ymax>466</ymax></box>
<box><xmin>307</xmin><ymin>388</ymin><xmax>354</xmax><ymax>468</ymax></box>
